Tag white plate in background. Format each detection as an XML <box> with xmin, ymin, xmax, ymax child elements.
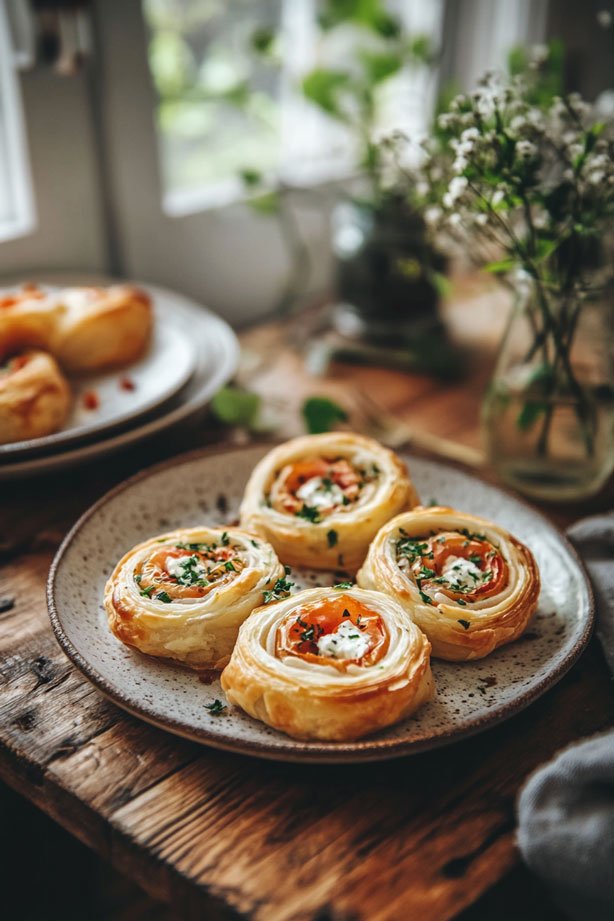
<box><xmin>0</xmin><ymin>284</ymin><xmax>239</xmax><ymax>477</ymax></box>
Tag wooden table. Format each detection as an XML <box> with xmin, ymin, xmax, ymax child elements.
<box><xmin>1</xmin><ymin>282</ymin><xmax>613</xmax><ymax>921</ymax></box>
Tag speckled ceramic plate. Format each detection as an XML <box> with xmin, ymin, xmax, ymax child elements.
<box><xmin>48</xmin><ymin>445</ymin><xmax>594</xmax><ymax>763</ymax></box>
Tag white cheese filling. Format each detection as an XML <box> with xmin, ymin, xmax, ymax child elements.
<box><xmin>316</xmin><ymin>619</ymin><xmax>370</xmax><ymax>660</ymax></box>
<box><xmin>441</xmin><ymin>555</ymin><xmax>484</xmax><ymax>592</ymax></box>
<box><xmin>165</xmin><ymin>555</ymin><xmax>207</xmax><ymax>581</ymax></box>
<box><xmin>296</xmin><ymin>476</ymin><xmax>346</xmax><ymax>510</ymax></box>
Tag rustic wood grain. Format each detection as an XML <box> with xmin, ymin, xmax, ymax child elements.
<box><xmin>1</xmin><ymin>280</ymin><xmax>613</xmax><ymax>920</ymax></box>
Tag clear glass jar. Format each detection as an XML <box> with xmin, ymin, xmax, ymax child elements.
<box><xmin>482</xmin><ymin>276</ymin><xmax>614</xmax><ymax>501</ymax></box>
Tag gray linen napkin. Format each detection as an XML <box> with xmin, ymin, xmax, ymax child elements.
<box><xmin>517</xmin><ymin>513</ymin><xmax>614</xmax><ymax>921</ymax></box>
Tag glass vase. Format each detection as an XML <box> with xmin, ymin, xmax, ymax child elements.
<box><xmin>482</xmin><ymin>276</ymin><xmax>614</xmax><ymax>501</ymax></box>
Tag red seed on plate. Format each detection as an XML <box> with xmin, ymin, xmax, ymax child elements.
<box><xmin>119</xmin><ymin>375</ymin><xmax>136</xmax><ymax>391</ymax></box>
<box><xmin>83</xmin><ymin>390</ymin><xmax>99</xmax><ymax>410</ymax></box>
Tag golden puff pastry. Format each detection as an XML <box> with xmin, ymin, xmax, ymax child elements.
<box><xmin>49</xmin><ymin>285</ymin><xmax>152</xmax><ymax>372</ymax></box>
<box><xmin>0</xmin><ymin>350</ymin><xmax>71</xmax><ymax>444</ymax></box>
<box><xmin>0</xmin><ymin>283</ymin><xmax>152</xmax><ymax>372</ymax></box>
<box><xmin>0</xmin><ymin>284</ymin><xmax>60</xmax><ymax>360</ymax></box>
<box><xmin>104</xmin><ymin>526</ymin><xmax>286</xmax><ymax>670</ymax></box>
<box><xmin>239</xmin><ymin>433</ymin><xmax>419</xmax><ymax>573</ymax></box>
<box><xmin>357</xmin><ymin>507</ymin><xmax>540</xmax><ymax>661</ymax></box>
<box><xmin>221</xmin><ymin>586</ymin><xmax>434</xmax><ymax>742</ymax></box>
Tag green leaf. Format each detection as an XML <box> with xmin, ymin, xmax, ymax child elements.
<box><xmin>302</xmin><ymin>68</ymin><xmax>350</xmax><ymax>119</ymax></box>
<box><xmin>515</xmin><ymin>363</ymin><xmax>554</xmax><ymax>431</ymax></box>
<box><xmin>318</xmin><ymin>0</ymin><xmax>401</xmax><ymax>36</ymax></box>
<box><xmin>240</xmin><ymin>168</ymin><xmax>262</xmax><ymax>187</ymax></box>
<box><xmin>484</xmin><ymin>257</ymin><xmax>517</xmax><ymax>275</ymax></box>
<box><xmin>250</xmin><ymin>27</ymin><xmax>276</xmax><ymax>56</ymax></box>
<box><xmin>360</xmin><ymin>51</ymin><xmax>402</xmax><ymax>85</ymax></box>
<box><xmin>211</xmin><ymin>387</ymin><xmax>260</xmax><ymax>427</ymax></box>
<box><xmin>302</xmin><ymin>396</ymin><xmax>348</xmax><ymax>434</ymax></box>
<box><xmin>516</xmin><ymin>401</ymin><xmax>548</xmax><ymax>431</ymax></box>
<box><xmin>248</xmin><ymin>191</ymin><xmax>281</xmax><ymax>214</ymax></box>
<box><xmin>407</xmin><ymin>35</ymin><xmax>435</xmax><ymax>64</ymax></box>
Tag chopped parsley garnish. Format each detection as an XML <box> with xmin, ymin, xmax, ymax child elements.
<box><xmin>397</xmin><ymin>538</ymin><xmax>429</xmax><ymax>562</ymax></box>
<box><xmin>205</xmin><ymin>699</ymin><xmax>226</xmax><ymax>715</ymax></box>
<box><xmin>296</xmin><ymin>504</ymin><xmax>321</xmax><ymax>523</ymax></box>
<box><xmin>418</xmin><ymin>589</ymin><xmax>433</xmax><ymax>605</ymax></box>
<box><xmin>175</xmin><ymin>541</ymin><xmax>212</xmax><ymax>552</ymax></box>
<box><xmin>459</xmin><ymin>528</ymin><xmax>488</xmax><ymax>542</ymax></box>
<box><xmin>224</xmin><ymin>561</ymin><xmax>236</xmax><ymax>572</ymax></box>
<box><xmin>139</xmin><ymin>585</ymin><xmax>155</xmax><ymax>598</ymax></box>
<box><xmin>171</xmin><ymin>554</ymin><xmax>208</xmax><ymax>587</ymax></box>
<box><xmin>457</xmin><ymin>598</ymin><xmax>467</xmax><ymax>606</ymax></box>
<box><xmin>134</xmin><ymin>574</ymin><xmax>142</xmax><ymax>584</ymax></box>
<box><xmin>250</xmin><ymin>539</ymin><xmax>259</xmax><ymax>548</ymax></box>
<box><xmin>263</xmin><ymin>575</ymin><xmax>295</xmax><ymax>604</ymax></box>
<box><xmin>321</xmin><ymin>477</ymin><xmax>334</xmax><ymax>492</ymax></box>
<box><xmin>419</xmin><ymin>566</ymin><xmax>436</xmax><ymax>579</ymax></box>
<box><xmin>334</xmin><ymin>581</ymin><xmax>353</xmax><ymax>590</ymax></box>
<box><xmin>327</xmin><ymin>529</ymin><xmax>338</xmax><ymax>548</ymax></box>
<box><xmin>155</xmin><ymin>590</ymin><xmax>173</xmax><ymax>603</ymax></box>
<box><xmin>342</xmin><ymin>608</ymin><xmax>351</xmax><ymax>617</ymax></box>
<box><xmin>221</xmin><ymin>531</ymin><xmax>230</xmax><ymax>546</ymax></box>
<box><xmin>458</xmin><ymin>619</ymin><xmax>471</xmax><ymax>629</ymax></box>
<box><xmin>469</xmin><ymin>554</ymin><xmax>482</xmax><ymax>565</ymax></box>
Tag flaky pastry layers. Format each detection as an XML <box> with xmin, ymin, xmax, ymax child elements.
<box><xmin>0</xmin><ymin>350</ymin><xmax>71</xmax><ymax>444</ymax></box>
<box><xmin>357</xmin><ymin>507</ymin><xmax>540</xmax><ymax>661</ymax></box>
<box><xmin>221</xmin><ymin>586</ymin><xmax>434</xmax><ymax>741</ymax></box>
<box><xmin>104</xmin><ymin>527</ymin><xmax>285</xmax><ymax>669</ymax></box>
<box><xmin>239</xmin><ymin>433</ymin><xmax>419</xmax><ymax>572</ymax></box>
<box><xmin>0</xmin><ymin>283</ymin><xmax>152</xmax><ymax>372</ymax></box>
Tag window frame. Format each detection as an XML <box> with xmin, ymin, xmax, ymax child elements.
<box><xmin>0</xmin><ymin>0</ymin><xmax>36</xmax><ymax>243</ymax></box>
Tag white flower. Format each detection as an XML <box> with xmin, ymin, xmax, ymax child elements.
<box><xmin>475</xmin><ymin>213</ymin><xmax>488</xmax><ymax>226</ymax></box>
<box><xmin>460</xmin><ymin>127</ymin><xmax>480</xmax><ymax>143</ymax></box>
<box><xmin>531</xmin><ymin>44</ymin><xmax>549</xmax><ymax>63</ymax></box>
<box><xmin>567</xmin><ymin>143</ymin><xmax>583</xmax><ymax>160</ymax></box>
<box><xmin>510</xmin><ymin>115</ymin><xmax>528</xmax><ymax>133</ymax></box>
<box><xmin>492</xmin><ymin>189</ymin><xmax>505</xmax><ymax>206</ymax></box>
<box><xmin>438</xmin><ymin>112</ymin><xmax>456</xmax><ymax>130</ymax></box>
<box><xmin>526</xmin><ymin>108</ymin><xmax>545</xmax><ymax>128</ymax></box>
<box><xmin>453</xmin><ymin>156</ymin><xmax>468</xmax><ymax>173</ymax></box>
<box><xmin>447</xmin><ymin>175</ymin><xmax>468</xmax><ymax>203</ymax></box>
<box><xmin>447</xmin><ymin>212</ymin><xmax>462</xmax><ymax>227</ymax></box>
<box><xmin>516</xmin><ymin>140</ymin><xmax>537</xmax><ymax>159</ymax></box>
<box><xmin>424</xmin><ymin>206</ymin><xmax>442</xmax><ymax>225</ymax></box>
<box><xmin>587</xmin><ymin>170</ymin><xmax>605</xmax><ymax>185</ymax></box>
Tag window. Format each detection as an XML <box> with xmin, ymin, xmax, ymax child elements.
<box><xmin>0</xmin><ymin>0</ymin><xmax>35</xmax><ymax>242</ymax></box>
<box><xmin>142</xmin><ymin>0</ymin><xmax>444</xmax><ymax>216</ymax></box>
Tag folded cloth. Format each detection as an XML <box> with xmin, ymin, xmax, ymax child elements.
<box><xmin>517</xmin><ymin>513</ymin><xmax>614</xmax><ymax>921</ymax></box>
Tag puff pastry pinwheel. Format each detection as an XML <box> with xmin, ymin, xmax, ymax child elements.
<box><xmin>239</xmin><ymin>433</ymin><xmax>419</xmax><ymax>573</ymax></box>
<box><xmin>104</xmin><ymin>527</ymin><xmax>286</xmax><ymax>669</ymax></box>
<box><xmin>0</xmin><ymin>283</ymin><xmax>152</xmax><ymax>372</ymax></box>
<box><xmin>221</xmin><ymin>586</ymin><xmax>434</xmax><ymax>741</ymax></box>
<box><xmin>357</xmin><ymin>507</ymin><xmax>540</xmax><ymax>661</ymax></box>
<box><xmin>0</xmin><ymin>350</ymin><xmax>71</xmax><ymax>444</ymax></box>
